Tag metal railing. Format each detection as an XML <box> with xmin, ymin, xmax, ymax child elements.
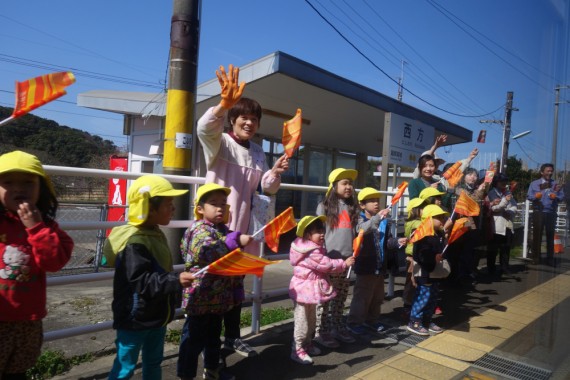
<box><xmin>44</xmin><ymin>164</ymin><xmax>569</xmax><ymax>342</ymax></box>
<box><xmin>44</xmin><ymin>164</ymin><xmax>405</xmax><ymax>341</ymax></box>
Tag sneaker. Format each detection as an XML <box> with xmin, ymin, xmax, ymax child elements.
<box><xmin>346</xmin><ymin>324</ymin><xmax>367</xmax><ymax>335</ymax></box>
<box><xmin>364</xmin><ymin>322</ymin><xmax>385</xmax><ymax>333</ymax></box>
<box><xmin>203</xmin><ymin>366</ymin><xmax>235</xmax><ymax>380</ymax></box>
<box><xmin>224</xmin><ymin>338</ymin><xmax>258</xmax><ymax>357</ymax></box>
<box><xmin>291</xmin><ymin>347</ymin><xmax>313</xmax><ymax>365</ymax></box>
<box><xmin>428</xmin><ymin>322</ymin><xmax>444</xmax><ymax>334</ymax></box>
<box><xmin>332</xmin><ymin>328</ymin><xmax>356</xmax><ymax>343</ymax></box>
<box><xmin>313</xmin><ymin>333</ymin><xmax>340</xmax><ymax>348</ymax></box>
<box><xmin>434</xmin><ymin>306</ymin><xmax>443</xmax><ymax>315</ymax></box>
<box><xmin>407</xmin><ymin>321</ymin><xmax>429</xmax><ymax>336</ymax></box>
<box><xmin>304</xmin><ymin>343</ymin><xmax>322</xmax><ymax>356</ymax></box>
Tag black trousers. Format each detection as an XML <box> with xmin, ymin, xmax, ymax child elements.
<box><xmin>487</xmin><ymin>230</ymin><xmax>512</xmax><ymax>274</ymax></box>
<box><xmin>531</xmin><ymin>211</ymin><xmax>556</xmax><ymax>262</ymax></box>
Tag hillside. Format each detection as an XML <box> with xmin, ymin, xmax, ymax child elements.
<box><xmin>0</xmin><ymin>106</ymin><xmax>124</xmax><ymax>201</ymax></box>
<box><xmin>0</xmin><ymin>106</ymin><xmax>120</xmax><ymax>168</ymax></box>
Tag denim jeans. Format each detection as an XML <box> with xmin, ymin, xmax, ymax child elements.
<box><xmin>108</xmin><ymin>326</ymin><xmax>166</xmax><ymax>380</ymax></box>
<box><xmin>176</xmin><ymin>313</ymin><xmax>223</xmax><ymax>378</ymax></box>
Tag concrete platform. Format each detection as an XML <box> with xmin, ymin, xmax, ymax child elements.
<box><xmin>48</xmin><ymin>248</ymin><xmax>570</xmax><ymax>380</ymax></box>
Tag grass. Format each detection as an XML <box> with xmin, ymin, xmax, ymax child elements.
<box><xmin>27</xmin><ymin>351</ymin><xmax>93</xmax><ymax>380</ymax></box>
<box><xmin>165</xmin><ymin>306</ymin><xmax>294</xmax><ymax>345</ymax></box>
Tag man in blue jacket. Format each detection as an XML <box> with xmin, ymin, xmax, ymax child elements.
<box><xmin>527</xmin><ymin>164</ymin><xmax>565</xmax><ymax>265</ymax></box>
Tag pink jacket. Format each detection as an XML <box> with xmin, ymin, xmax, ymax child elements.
<box><xmin>197</xmin><ymin>107</ymin><xmax>280</xmax><ymax>255</ymax></box>
<box><xmin>288</xmin><ymin>237</ymin><xmax>347</xmax><ymax>304</ymax></box>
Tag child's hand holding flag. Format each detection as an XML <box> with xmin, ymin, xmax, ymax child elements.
<box><xmin>347</xmin><ymin>229</ymin><xmax>364</xmax><ymax>278</ymax></box>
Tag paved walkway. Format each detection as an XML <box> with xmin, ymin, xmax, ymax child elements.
<box><xmin>51</xmin><ymin>247</ymin><xmax>570</xmax><ymax>380</ymax></box>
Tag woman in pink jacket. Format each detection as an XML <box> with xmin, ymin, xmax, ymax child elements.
<box><xmin>289</xmin><ymin>216</ymin><xmax>354</xmax><ymax>365</ymax></box>
<box><xmin>196</xmin><ymin>64</ymin><xmax>289</xmax><ymax>357</ymax></box>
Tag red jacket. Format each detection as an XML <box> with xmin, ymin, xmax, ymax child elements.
<box><xmin>0</xmin><ymin>212</ymin><xmax>73</xmax><ymax>321</ymax></box>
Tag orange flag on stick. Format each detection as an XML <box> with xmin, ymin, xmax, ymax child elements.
<box><xmin>409</xmin><ymin>216</ymin><xmax>435</xmax><ymax>244</ymax></box>
<box><xmin>447</xmin><ymin>217</ymin><xmax>471</xmax><ymax>245</ymax></box>
<box><xmin>454</xmin><ymin>190</ymin><xmax>480</xmax><ymax>217</ymax></box>
<box><xmin>1</xmin><ymin>72</ymin><xmax>76</xmax><ymax>127</ymax></box>
<box><xmin>347</xmin><ymin>229</ymin><xmax>364</xmax><ymax>278</ymax></box>
<box><xmin>264</xmin><ymin>207</ymin><xmax>297</xmax><ymax>252</ymax></box>
<box><xmin>442</xmin><ymin>161</ymin><xmax>463</xmax><ymax>187</ymax></box>
<box><xmin>282</xmin><ymin>108</ymin><xmax>302</xmax><ymax>158</ymax></box>
<box><xmin>391</xmin><ymin>181</ymin><xmax>408</xmax><ymax>206</ymax></box>
<box><xmin>206</xmin><ymin>249</ymin><xmax>280</xmax><ymax>277</ymax></box>
<box><xmin>14</xmin><ymin>72</ymin><xmax>75</xmax><ymax>118</ymax></box>
<box><xmin>353</xmin><ymin>229</ymin><xmax>364</xmax><ymax>257</ymax></box>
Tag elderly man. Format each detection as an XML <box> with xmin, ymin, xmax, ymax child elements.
<box><xmin>527</xmin><ymin>164</ymin><xmax>565</xmax><ymax>265</ymax></box>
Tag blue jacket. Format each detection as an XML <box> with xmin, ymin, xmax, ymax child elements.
<box><xmin>354</xmin><ymin>212</ymin><xmax>398</xmax><ymax>275</ymax></box>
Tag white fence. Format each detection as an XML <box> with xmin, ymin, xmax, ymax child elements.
<box><xmin>44</xmin><ymin>165</ymin><xmax>404</xmax><ymax>342</ymax></box>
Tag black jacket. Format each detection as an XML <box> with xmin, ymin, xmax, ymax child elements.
<box><xmin>112</xmin><ymin>243</ymin><xmax>182</xmax><ymax>330</ymax></box>
<box><xmin>413</xmin><ymin>232</ymin><xmax>445</xmax><ymax>284</ymax></box>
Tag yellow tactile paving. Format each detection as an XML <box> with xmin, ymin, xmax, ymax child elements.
<box><xmin>350</xmin><ymin>270</ymin><xmax>570</xmax><ymax>379</ymax></box>
<box><xmin>346</xmin><ymin>361</ymin><xmax>423</xmax><ymax>380</ymax></box>
<box><xmin>454</xmin><ymin>320</ymin><xmax>519</xmax><ymax>339</ymax></box>
<box><xmin>406</xmin><ymin>347</ymin><xmax>470</xmax><ymax>372</ymax></box>
<box><xmin>416</xmin><ymin>334</ymin><xmax>488</xmax><ymax>361</ymax></box>
<box><xmin>382</xmin><ymin>353</ymin><xmax>461</xmax><ymax>379</ymax></box>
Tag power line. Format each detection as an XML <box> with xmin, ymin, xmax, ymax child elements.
<box><xmin>0</xmin><ymin>54</ymin><xmax>164</xmax><ymax>90</ymax></box>
<box><xmin>0</xmin><ymin>14</ymin><xmax>160</xmax><ymax>80</ymax></box>
<box><xmin>305</xmin><ymin>0</ymin><xmax>504</xmax><ymax>118</ymax></box>
<box><xmin>425</xmin><ymin>0</ymin><xmax>551</xmax><ymax>93</ymax></box>
<box><xmin>358</xmin><ymin>0</ymin><xmax>490</xmax><ymax>115</ymax></box>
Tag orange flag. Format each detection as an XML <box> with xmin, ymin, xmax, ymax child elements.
<box><xmin>409</xmin><ymin>216</ymin><xmax>435</xmax><ymax>244</ymax></box>
<box><xmin>264</xmin><ymin>206</ymin><xmax>297</xmax><ymax>252</ymax></box>
<box><xmin>207</xmin><ymin>249</ymin><xmax>280</xmax><ymax>277</ymax></box>
<box><xmin>391</xmin><ymin>181</ymin><xmax>408</xmax><ymax>206</ymax></box>
<box><xmin>12</xmin><ymin>72</ymin><xmax>76</xmax><ymax>118</ymax></box>
<box><xmin>352</xmin><ymin>229</ymin><xmax>364</xmax><ymax>257</ymax></box>
<box><xmin>442</xmin><ymin>161</ymin><xmax>463</xmax><ymax>187</ymax></box>
<box><xmin>447</xmin><ymin>217</ymin><xmax>471</xmax><ymax>245</ymax></box>
<box><xmin>454</xmin><ymin>190</ymin><xmax>480</xmax><ymax>217</ymax></box>
<box><xmin>282</xmin><ymin>108</ymin><xmax>302</xmax><ymax>158</ymax></box>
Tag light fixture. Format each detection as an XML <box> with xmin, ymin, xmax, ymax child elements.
<box><xmin>512</xmin><ymin>130</ymin><xmax>531</xmax><ymax>140</ymax></box>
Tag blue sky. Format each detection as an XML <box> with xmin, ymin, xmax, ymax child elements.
<box><xmin>1</xmin><ymin>0</ymin><xmax>569</xmax><ymax>172</ymax></box>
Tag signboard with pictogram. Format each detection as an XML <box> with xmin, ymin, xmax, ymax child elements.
<box><xmin>107</xmin><ymin>156</ymin><xmax>128</xmax><ymax>236</ymax></box>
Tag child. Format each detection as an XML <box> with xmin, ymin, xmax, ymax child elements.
<box><xmin>402</xmin><ymin>197</ymin><xmax>425</xmax><ymax>319</ymax></box>
<box><xmin>104</xmin><ymin>175</ymin><xmax>195</xmax><ymax>380</ymax></box>
<box><xmin>177</xmin><ymin>183</ymin><xmax>252</xmax><ymax>380</ymax></box>
<box><xmin>346</xmin><ymin>188</ymin><xmax>405</xmax><ymax>335</ymax></box>
<box><xmin>289</xmin><ymin>215</ymin><xmax>354</xmax><ymax>364</ymax></box>
<box><xmin>407</xmin><ymin>204</ymin><xmax>448</xmax><ymax>336</ymax></box>
<box><xmin>0</xmin><ymin>150</ymin><xmax>74</xmax><ymax>379</ymax></box>
<box><xmin>314</xmin><ymin>168</ymin><xmax>359</xmax><ymax>347</ymax></box>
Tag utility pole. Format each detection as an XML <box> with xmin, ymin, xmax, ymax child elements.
<box><xmin>163</xmin><ymin>0</ymin><xmax>201</xmax><ymax>258</ymax></box>
<box><xmin>480</xmin><ymin>91</ymin><xmax>516</xmax><ymax>174</ymax></box>
<box><xmin>500</xmin><ymin>92</ymin><xmax>514</xmax><ymax>174</ymax></box>
<box><xmin>397</xmin><ymin>60</ymin><xmax>407</xmax><ymax>102</ymax></box>
<box><xmin>553</xmin><ymin>85</ymin><xmax>570</xmax><ymax>174</ymax></box>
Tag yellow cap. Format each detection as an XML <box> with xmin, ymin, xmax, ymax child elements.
<box><xmin>0</xmin><ymin>150</ymin><xmax>55</xmax><ymax>196</ymax></box>
<box><xmin>421</xmin><ymin>204</ymin><xmax>449</xmax><ymax>221</ymax></box>
<box><xmin>193</xmin><ymin>183</ymin><xmax>231</xmax><ymax>220</ymax></box>
<box><xmin>419</xmin><ymin>187</ymin><xmax>445</xmax><ymax>200</ymax></box>
<box><xmin>406</xmin><ymin>197</ymin><xmax>425</xmax><ymax>216</ymax></box>
<box><xmin>358</xmin><ymin>187</ymin><xmax>381</xmax><ymax>202</ymax></box>
<box><xmin>127</xmin><ymin>175</ymin><xmax>188</xmax><ymax>226</ymax></box>
<box><xmin>296</xmin><ymin>215</ymin><xmax>326</xmax><ymax>237</ymax></box>
<box><xmin>326</xmin><ymin>168</ymin><xmax>358</xmax><ymax>197</ymax></box>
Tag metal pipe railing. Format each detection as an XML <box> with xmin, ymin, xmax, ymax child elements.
<box><xmin>41</xmin><ymin>164</ymin><xmax>413</xmax><ymax>342</ymax></box>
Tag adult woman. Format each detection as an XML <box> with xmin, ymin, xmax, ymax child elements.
<box><xmin>448</xmin><ymin>168</ymin><xmax>486</xmax><ymax>285</ymax></box>
<box><xmin>486</xmin><ymin>173</ymin><xmax>517</xmax><ymax>277</ymax></box>
<box><xmin>196</xmin><ymin>64</ymin><xmax>289</xmax><ymax>357</ymax></box>
<box><xmin>408</xmin><ymin>155</ymin><xmax>451</xmax><ymax>210</ymax></box>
